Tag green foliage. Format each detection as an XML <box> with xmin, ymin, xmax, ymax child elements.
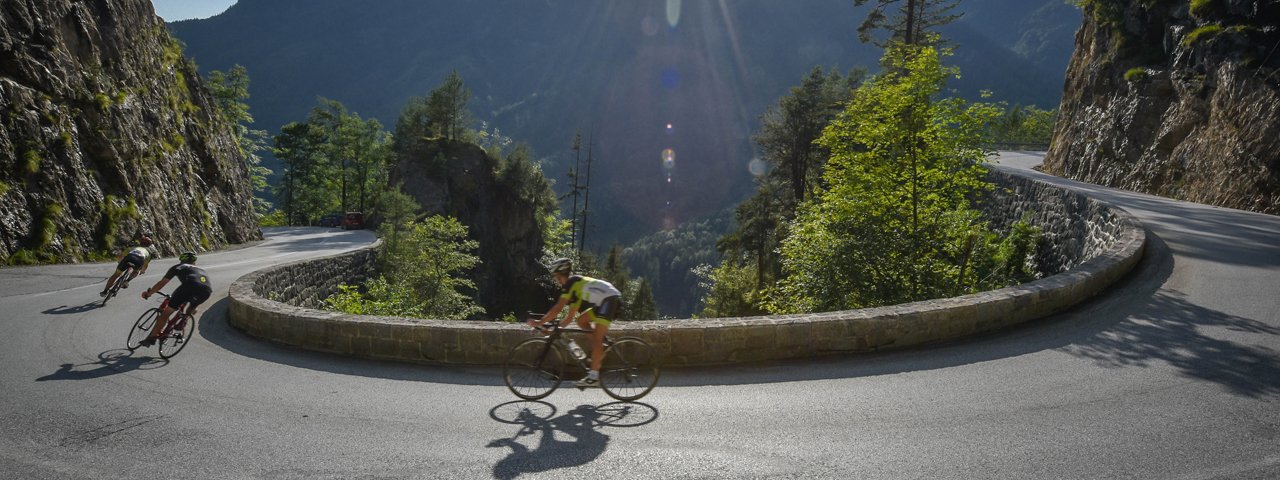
<box><xmin>988</xmin><ymin>104</ymin><xmax>1057</xmax><ymax>146</ymax></box>
<box><xmin>768</xmin><ymin>46</ymin><xmax>1008</xmax><ymax>313</ymax></box>
<box><xmin>0</xmin><ymin>181</ymin><xmax>8</xmax><ymax>196</ymax></box>
<box><xmin>8</xmin><ymin>249</ymin><xmax>38</xmax><ymax>266</ymax></box>
<box><xmin>601</xmin><ymin>244</ymin><xmax>631</xmax><ymax>295</ymax></box>
<box><xmin>325</xmin><ymin>278</ymin><xmax>426</xmax><ymax>317</ymax></box>
<box><xmin>694</xmin><ymin>262</ymin><xmax>768</xmax><ymax>318</ymax></box>
<box><xmin>425</xmin><ymin>71</ymin><xmax>472</xmax><ymax>141</ymax></box>
<box><xmin>1124</xmin><ymin>67</ymin><xmax>1148</xmax><ymax>82</ymax></box>
<box><xmin>99</xmin><ymin>195</ymin><xmax>140</xmax><ymax>253</ymax></box>
<box><xmin>1189</xmin><ymin>0</ymin><xmax>1222</xmax><ymax>19</ymax></box>
<box><xmin>34</xmin><ymin>202</ymin><xmax>64</xmax><ymax>249</ymax></box>
<box><xmin>94</xmin><ymin>93</ymin><xmax>112</xmax><ymax>112</ymax></box>
<box><xmin>22</xmin><ymin>149</ymin><xmax>42</xmax><ymax>175</ymax></box>
<box><xmin>273</xmin><ymin>98</ymin><xmax>391</xmax><ymax>224</ymax></box>
<box><xmin>625</xmin><ymin>212</ymin><xmax>733</xmax><ymax>317</ymax></box>
<box><xmin>208</xmin><ymin>65</ymin><xmax>273</xmax><ymax>214</ymax></box>
<box><xmin>1183</xmin><ymin>25</ymin><xmax>1223</xmax><ymax>47</ymax></box>
<box><xmin>853</xmin><ymin>0</ymin><xmax>961</xmax><ymax>47</ymax></box>
<box><xmin>627</xmin><ymin>278</ymin><xmax>659</xmax><ymax>320</ymax></box>
<box><xmin>339</xmin><ymin>215</ymin><xmax>483</xmax><ymax>319</ymax></box>
<box><xmin>258</xmin><ymin>209</ymin><xmax>287</xmax><ymax>227</ymax></box>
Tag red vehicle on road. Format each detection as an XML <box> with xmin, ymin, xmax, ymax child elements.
<box><xmin>341</xmin><ymin>212</ymin><xmax>365</xmax><ymax>230</ymax></box>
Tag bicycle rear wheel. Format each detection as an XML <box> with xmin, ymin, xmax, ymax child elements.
<box><xmin>101</xmin><ymin>267</ymin><xmax>131</xmax><ymax>306</ymax></box>
<box><xmin>158</xmin><ymin>314</ymin><xmax>195</xmax><ymax>359</ymax></box>
<box><xmin>600</xmin><ymin>337</ymin><xmax>660</xmax><ymax>402</ymax></box>
<box><xmin>126</xmin><ymin>308</ymin><xmax>159</xmax><ymax>351</ymax></box>
<box><xmin>504</xmin><ymin>338</ymin><xmax>565</xmax><ymax>400</ymax></box>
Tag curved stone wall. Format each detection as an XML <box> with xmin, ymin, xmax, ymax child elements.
<box><xmin>229</xmin><ymin>170</ymin><xmax>1146</xmax><ymax>366</ymax></box>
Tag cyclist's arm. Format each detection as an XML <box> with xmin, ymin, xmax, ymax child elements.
<box><xmin>558</xmin><ymin>305</ymin><xmax>580</xmax><ymax>328</ymax></box>
<box><xmin>139</xmin><ymin>259</ymin><xmax>150</xmax><ymax>274</ymax></box>
<box><xmin>142</xmin><ymin>277</ymin><xmax>171</xmax><ymax>299</ymax></box>
<box><xmin>532</xmin><ymin>297</ymin><xmax>569</xmax><ymax>328</ymax></box>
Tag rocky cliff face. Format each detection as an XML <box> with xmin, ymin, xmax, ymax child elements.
<box><xmin>1045</xmin><ymin>0</ymin><xmax>1280</xmax><ymax>214</ymax></box>
<box><xmin>0</xmin><ymin>0</ymin><xmax>260</xmax><ymax>264</ymax></box>
<box><xmin>391</xmin><ymin>140</ymin><xmax>554</xmax><ymax>317</ymax></box>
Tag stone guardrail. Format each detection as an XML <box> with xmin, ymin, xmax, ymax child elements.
<box><xmin>229</xmin><ymin>169</ymin><xmax>1146</xmax><ymax>366</ymax></box>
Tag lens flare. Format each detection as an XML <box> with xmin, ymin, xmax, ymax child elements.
<box><xmin>662</xmin><ymin>148</ymin><xmax>676</xmax><ymax>170</ymax></box>
<box><xmin>641</xmin><ymin>16</ymin><xmax>659</xmax><ymax>36</ymax></box>
<box><xmin>665</xmin><ymin>123</ymin><xmax>674</xmax><ymax>135</ymax></box>
<box><xmin>661</xmin><ymin>67</ymin><xmax>680</xmax><ymax>90</ymax></box>
<box><xmin>748</xmin><ymin>158</ymin><xmax>767</xmax><ymax>177</ymax></box>
<box><xmin>666</xmin><ymin>0</ymin><xmax>682</xmax><ymax>28</ymax></box>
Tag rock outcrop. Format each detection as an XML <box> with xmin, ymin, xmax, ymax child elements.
<box><xmin>0</xmin><ymin>0</ymin><xmax>260</xmax><ymax>264</ymax></box>
<box><xmin>1045</xmin><ymin>0</ymin><xmax>1280</xmax><ymax>214</ymax></box>
<box><xmin>391</xmin><ymin>140</ymin><xmax>554</xmax><ymax>318</ymax></box>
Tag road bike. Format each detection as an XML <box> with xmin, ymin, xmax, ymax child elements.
<box><xmin>503</xmin><ymin>314</ymin><xmax>660</xmax><ymax>402</ymax></box>
<box><xmin>125</xmin><ymin>292</ymin><xmax>196</xmax><ymax>359</ymax></box>
<box><xmin>100</xmin><ymin>266</ymin><xmax>135</xmax><ymax>306</ymax></box>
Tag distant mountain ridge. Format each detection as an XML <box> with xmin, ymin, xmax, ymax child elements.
<box><xmin>170</xmin><ymin>0</ymin><xmax>1079</xmax><ymax>245</ymax></box>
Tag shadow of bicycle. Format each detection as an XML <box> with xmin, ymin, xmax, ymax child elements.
<box><xmin>35</xmin><ymin>349</ymin><xmax>167</xmax><ymax>381</ymax></box>
<box><xmin>485</xmin><ymin>400</ymin><xmax>659</xmax><ymax>479</ymax></box>
<box><xmin>40</xmin><ymin>301</ymin><xmax>105</xmax><ymax>315</ymax></box>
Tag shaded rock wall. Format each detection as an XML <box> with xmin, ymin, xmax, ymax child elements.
<box><xmin>0</xmin><ymin>0</ymin><xmax>260</xmax><ymax>264</ymax></box>
<box><xmin>1045</xmin><ymin>0</ymin><xmax>1280</xmax><ymax>214</ymax></box>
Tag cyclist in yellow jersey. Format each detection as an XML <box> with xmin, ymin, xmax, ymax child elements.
<box><xmin>528</xmin><ymin>257</ymin><xmax>623</xmax><ymax>388</ymax></box>
<box><xmin>100</xmin><ymin>234</ymin><xmax>159</xmax><ymax>297</ymax></box>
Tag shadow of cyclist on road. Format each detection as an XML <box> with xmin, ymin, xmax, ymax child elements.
<box><xmin>486</xmin><ymin>401</ymin><xmax>660</xmax><ymax>479</ymax></box>
<box><xmin>40</xmin><ymin>301</ymin><xmax>105</xmax><ymax>315</ymax></box>
<box><xmin>36</xmin><ymin>349</ymin><xmax>165</xmax><ymax>381</ymax></box>
<box><xmin>487</xmin><ymin>404</ymin><xmax>609</xmax><ymax>479</ymax></box>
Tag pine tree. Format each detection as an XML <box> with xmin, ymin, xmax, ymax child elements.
<box><xmin>854</xmin><ymin>0</ymin><xmax>960</xmax><ymax>47</ymax></box>
<box><xmin>627</xmin><ymin>277</ymin><xmax>659</xmax><ymax>320</ymax></box>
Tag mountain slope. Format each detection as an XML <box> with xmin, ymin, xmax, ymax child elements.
<box><xmin>169</xmin><ymin>0</ymin><xmax>1078</xmax><ymax>243</ymax></box>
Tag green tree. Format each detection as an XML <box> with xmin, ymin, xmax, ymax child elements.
<box><xmin>273</xmin><ymin>121</ymin><xmax>333</xmax><ymax>225</ymax></box>
<box><xmin>601</xmin><ymin>244</ymin><xmax>631</xmax><ymax>296</ymax></box>
<box><xmin>207</xmin><ymin>65</ymin><xmax>272</xmax><ymax>215</ymax></box>
<box><xmin>767</xmin><ymin>45</ymin><xmax>1004</xmax><ymax>313</ymax></box>
<box><xmin>694</xmin><ymin>262</ymin><xmax>768</xmax><ymax>318</ymax></box>
<box><xmin>626</xmin><ymin>277</ymin><xmax>659</xmax><ymax>320</ymax></box>
<box><xmin>854</xmin><ymin>0</ymin><xmax>961</xmax><ymax>47</ymax></box>
<box><xmin>328</xmin><ymin>215</ymin><xmax>483</xmax><ymax>319</ymax></box>
<box><xmin>426</xmin><ymin>70</ymin><xmax>471</xmax><ymax>141</ymax></box>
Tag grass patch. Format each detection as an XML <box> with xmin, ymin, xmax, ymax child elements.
<box><xmin>1190</xmin><ymin>0</ymin><xmax>1222</xmax><ymax>18</ymax></box>
<box><xmin>99</xmin><ymin>195</ymin><xmax>141</xmax><ymax>253</ymax></box>
<box><xmin>22</xmin><ymin>149</ymin><xmax>42</xmax><ymax>175</ymax></box>
<box><xmin>1125</xmin><ymin>68</ymin><xmax>1148</xmax><ymax>82</ymax></box>
<box><xmin>1183</xmin><ymin>24</ymin><xmax>1223</xmax><ymax>47</ymax></box>
<box><xmin>94</xmin><ymin>92</ymin><xmax>112</xmax><ymax>112</ymax></box>
<box><xmin>0</xmin><ymin>181</ymin><xmax>8</xmax><ymax>197</ymax></box>
<box><xmin>8</xmin><ymin>249</ymin><xmax>38</xmax><ymax>266</ymax></box>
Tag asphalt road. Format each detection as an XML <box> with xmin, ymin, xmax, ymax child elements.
<box><xmin>1</xmin><ymin>154</ymin><xmax>1278</xmax><ymax>479</ymax></box>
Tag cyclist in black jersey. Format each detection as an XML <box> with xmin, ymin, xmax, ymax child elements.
<box><xmin>138</xmin><ymin>252</ymin><xmax>211</xmax><ymax>347</ymax></box>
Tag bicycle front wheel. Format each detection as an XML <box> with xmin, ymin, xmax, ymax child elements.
<box><xmin>600</xmin><ymin>337</ymin><xmax>660</xmax><ymax>402</ymax></box>
<box><xmin>504</xmin><ymin>338</ymin><xmax>565</xmax><ymax>400</ymax></box>
<box><xmin>126</xmin><ymin>308</ymin><xmax>159</xmax><ymax>351</ymax></box>
<box><xmin>158</xmin><ymin>314</ymin><xmax>196</xmax><ymax>359</ymax></box>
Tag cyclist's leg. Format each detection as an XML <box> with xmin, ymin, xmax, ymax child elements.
<box><xmin>589</xmin><ymin>298</ymin><xmax>621</xmax><ymax>373</ymax></box>
<box><xmin>149</xmin><ymin>303</ymin><xmax>177</xmax><ymax>339</ymax></box>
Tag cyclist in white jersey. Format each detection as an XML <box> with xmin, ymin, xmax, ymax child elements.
<box><xmin>101</xmin><ymin>235</ymin><xmax>159</xmax><ymax>297</ymax></box>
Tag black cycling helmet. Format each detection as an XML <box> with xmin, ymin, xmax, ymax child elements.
<box><xmin>179</xmin><ymin>252</ymin><xmax>197</xmax><ymax>264</ymax></box>
<box><xmin>548</xmin><ymin>257</ymin><xmax>573</xmax><ymax>276</ymax></box>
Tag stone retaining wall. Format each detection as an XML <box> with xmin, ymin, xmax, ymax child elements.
<box><xmin>229</xmin><ymin>169</ymin><xmax>1146</xmax><ymax>366</ymax></box>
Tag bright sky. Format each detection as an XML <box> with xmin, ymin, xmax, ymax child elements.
<box><xmin>151</xmin><ymin>0</ymin><xmax>236</xmax><ymax>21</ymax></box>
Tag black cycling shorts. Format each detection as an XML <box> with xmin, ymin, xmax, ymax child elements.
<box><xmin>592</xmin><ymin>296</ymin><xmax>622</xmax><ymax>323</ymax></box>
<box><xmin>116</xmin><ymin>253</ymin><xmax>144</xmax><ymax>273</ymax></box>
<box><xmin>169</xmin><ymin>283</ymin><xmax>212</xmax><ymax>311</ymax></box>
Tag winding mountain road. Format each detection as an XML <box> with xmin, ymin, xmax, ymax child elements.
<box><xmin>1</xmin><ymin>152</ymin><xmax>1277</xmax><ymax>479</ymax></box>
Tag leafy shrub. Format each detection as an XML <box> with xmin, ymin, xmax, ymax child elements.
<box><xmin>8</xmin><ymin>249</ymin><xmax>38</xmax><ymax>266</ymax></box>
<box><xmin>258</xmin><ymin>209</ymin><xmax>288</xmax><ymax>227</ymax></box>
<box><xmin>94</xmin><ymin>93</ymin><xmax>111</xmax><ymax>112</ymax></box>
